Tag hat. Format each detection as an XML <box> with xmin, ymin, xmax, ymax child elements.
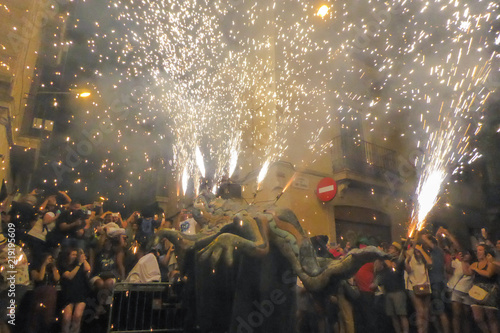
<box><xmin>107</xmin><ymin>227</ymin><xmax>126</xmax><ymax>238</ymax></box>
<box><xmin>0</xmin><ymin>234</ymin><xmax>6</xmax><ymax>245</ymax></box>
<box><xmin>103</xmin><ymin>222</ymin><xmax>120</xmax><ymax>231</ymax></box>
<box><xmin>391</xmin><ymin>242</ymin><xmax>402</xmax><ymax>251</ymax></box>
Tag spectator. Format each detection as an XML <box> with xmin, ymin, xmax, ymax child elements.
<box><xmin>158</xmin><ymin>236</ymin><xmax>180</xmax><ymax>282</ymax></box>
<box><xmin>59</xmin><ymin>248</ymin><xmax>91</xmax><ymax>333</ymax></box>
<box><xmin>469</xmin><ymin>244</ymin><xmax>498</xmax><ymax>333</ymax></box>
<box><xmin>93</xmin><ymin>235</ymin><xmax>120</xmax><ymax>284</ymax></box>
<box><xmin>374</xmin><ymin>242</ymin><xmax>409</xmax><ymax>333</ymax></box>
<box><xmin>495</xmin><ymin>239</ymin><xmax>500</xmax><ymax>259</ymax></box>
<box><xmin>344</xmin><ymin>241</ymin><xmax>352</xmax><ymax>254</ymax></box>
<box><xmin>53</xmin><ymin>201</ymin><xmax>87</xmax><ymax>249</ymax></box>
<box><xmin>136</xmin><ymin>209</ymin><xmax>161</xmax><ymax>247</ymax></box>
<box><xmin>406</xmin><ymin>242</ymin><xmax>433</xmax><ymax>333</ymax></box>
<box><xmin>0</xmin><ymin>233</ymin><xmax>30</xmax><ymax>302</ymax></box>
<box><xmin>421</xmin><ymin>232</ymin><xmax>450</xmax><ymax>333</ymax></box>
<box><xmin>448</xmin><ymin>249</ymin><xmax>474</xmax><ymax>333</ymax></box>
<box><xmin>353</xmin><ymin>240</ymin><xmax>376</xmax><ymax>332</ymax></box>
<box><xmin>178</xmin><ymin>209</ymin><xmax>198</xmax><ymax>235</ymax></box>
<box><xmin>123</xmin><ymin>211</ymin><xmax>140</xmax><ymax>229</ymax></box>
<box><xmin>27</xmin><ymin>196</ymin><xmax>60</xmax><ymax>262</ymax></box>
<box><xmin>125</xmin><ymin>250</ymin><xmax>161</xmax><ymax>283</ymax></box>
<box><xmin>327</xmin><ymin>242</ymin><xmax>344</xmax><ymax>259</ymax></box>
<box><xmin>29</xmin><ymin>252</ymin><xmax>60</xmax><ymax>333</ymax></box>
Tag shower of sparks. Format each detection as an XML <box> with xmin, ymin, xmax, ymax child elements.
<box><xmin>85</xmin><ymin>0</ymin><xmax>338</xmax><ymax>195</ymax></box>
<box><xmin>60</xmin><ymin>0</ymin><xmax>499</xmax><ymax>206</ymax></box>
<box><xmin>403</xmin><ymin>0</ymin><xmax>499</xmax><ymax>235</ymax></box>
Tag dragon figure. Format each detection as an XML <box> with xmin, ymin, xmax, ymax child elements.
<box><xmin>158</xmin><ymin>191</ymin><xmax>386</xmax><ymax>333</ymax></box>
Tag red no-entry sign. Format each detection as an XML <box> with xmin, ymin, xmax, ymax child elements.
<box><xmin>316</xmin><ymin>177</ymin><xmax>337</xmax><ymax>202</ymax></box>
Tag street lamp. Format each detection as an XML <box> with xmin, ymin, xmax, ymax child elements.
<box><xmin>78</xmin><ymin>92</ymin><xmax>91</xmax><ymax>98</ymax></box>
<box><xmin>35</xmin><ymin>88</ymin><xmax>92</xmax><ymax>98</ymax></box>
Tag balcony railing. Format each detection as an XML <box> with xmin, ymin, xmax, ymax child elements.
<box><xmin>331</xmin><ymin>136</ymin><xmax>398</xmax><ymax>178</ymax></box>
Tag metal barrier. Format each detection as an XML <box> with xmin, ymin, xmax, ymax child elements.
<box><xmin>107</xmin><ymin>282</ymin><xmax>185</xmax><ymax>333</ymax></box>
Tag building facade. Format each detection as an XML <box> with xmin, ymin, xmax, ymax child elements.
<box><xmin>0</xmin><ymin>0</ymin><xmax>68</xmax><ymax>193</ymax></box>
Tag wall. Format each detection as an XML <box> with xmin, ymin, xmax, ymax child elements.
<box><xmin>0</xmin><ymin>0</ymin><xmax>54</xmax><ymax>192</ymax></box>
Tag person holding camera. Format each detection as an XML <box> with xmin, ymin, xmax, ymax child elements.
<box><xmin>29</xmin><ymin>253</ymin><xmax>60</xmax><ymax>333</ymax></box>
<box><xmin>53</xmin><ymin>201</ymin><xmax>87</xmax><ymax>250</ymax></box>
<box><xmin>405</xmin><ymin>241</ymin><xmax>433</xmax><ymax>333</ymax></box>
<box><xmin>59</xmin><ymin>248</ymin><xmax>91</xmax><ymax>333</ymax></box>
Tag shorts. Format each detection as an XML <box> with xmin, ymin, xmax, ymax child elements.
<box><xmin>385</xmin><ymin>291</ymin><xmax>408</xmax><ymax>317</ymax></box>
<box><xmin>430</xmin><ymin>282</ymin><xmax>446</xmax><ymax>315</ymax></box>
<box><xmin>451</xmin><ymin>290</ymin><xmax>472</xmax><ymax>305</ymax></box>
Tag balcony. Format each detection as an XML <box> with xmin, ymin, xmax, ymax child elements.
<box><xmin>331</xmin><ymin>135</ymin><xmax>398</xmax><ymax>184</ymax></box>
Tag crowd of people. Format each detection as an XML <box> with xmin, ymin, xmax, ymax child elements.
<box><xmin>0</xmin><ymin>189</ymin><xmax>189</xmax><ymax>333</ymax></box>
<box><xmin>0</xmin><ymin>188</ymin><xmax>499</xmax><ymax>333</ymax></box>
<box><xmin>300</xmin><ymin>230</ymin><xmax>500</xmax><ymax>333</ymax></box>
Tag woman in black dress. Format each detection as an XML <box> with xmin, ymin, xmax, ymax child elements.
<box><xmin>29</xmin><ymin>252</ymin><xmax>60</xmax><ymax>333</ymax></box>
<box><xmin>59</xmin><ymin>248</ymin><xmax>91</xmax><ymax>333</ymax></box>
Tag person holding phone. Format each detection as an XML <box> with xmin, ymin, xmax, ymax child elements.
<box><xmin>59</xmin><ymin>248</ymin><xmax>91</xmax><ymax>333</ymax></box>
<box><xmin>29</xmin><ymin>253</ymin><xmax>60</xmax><ymax>333</ymax></box>
<box><xmin>405</xmin><ymin>241</ymin><xmax>433</xmax><ymax>333</ymax></box>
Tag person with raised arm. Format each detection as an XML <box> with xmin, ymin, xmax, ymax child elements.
<box><xmin>59</xmin><ymin>248</ymin><xmax>91</xmax><ymax>333</ymax></box>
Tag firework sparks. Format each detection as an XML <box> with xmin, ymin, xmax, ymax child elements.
<box><xmin>195</xmin><ymin>146</ymin><xmax>206</xmax><ymax>179</ymax></box>
<box><xmin>257</xmin><ymin>158</ymin><xmax>271</xmax><ymax>190</ymax></box>
<box><xmin>53</xmin><ymin>0</ymin><xmax>498</xmax><ymax>211</ymax></box>
<box><xmin>228</xmin><ymin>148</ymin><xmax>239</xmax><ymax>179</ymax></box>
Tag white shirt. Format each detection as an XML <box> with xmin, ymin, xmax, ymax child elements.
<box><xmin>405</xmin><ymin>255</ymin><xmax>430</xmax><ymax>290</ymax></box>
<box><xmin>125</xmin><ymin>253</ymin><xmax>161</xmax><ymax>283</ymax></box>
<box><xmin>447</xmin><ymin>259</ymin><xmax>473</xmax><ymax>293</ymax></box>
<box><xmin>179</xmin><ymin>218</ymin><xmax>197</xmax><ymax>235</ymax></box>
<box><xmin>28</xmin><ymin>212</ymin><xmax>56</xmax><ymax>241</ymax></box>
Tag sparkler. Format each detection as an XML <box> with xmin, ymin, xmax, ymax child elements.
<box><xmin>257</xmin><ymin>158</ymin><xmax>271</xmax><ymax>192</ymax></box>
<box><xmin>195</xmin><ymin>146</ymin><xmax>206</xmax><ymax>179</ymax></box>
<box><xmin>228</xmin><ymin>147</ymin><xmax>239</xmax><ymax>179</ymax></box>
<box><xmin>274</xmin><ymin>172</ymin><xmax>297</xmax><ymax>204</ymax></box>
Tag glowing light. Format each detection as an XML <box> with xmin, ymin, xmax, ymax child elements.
<box><xmin>282</xmin><ymin>173</ymin><xmax>297</xmax><ymax>194</ymax></box>
<box><xmin>257</xmin><ymin>159</ymin><xmax>271</xmax><ymax>188</ymax></box>
<box><xmin>408</xmin><ymin>169</ymin><xmax>446</xmax><ymax>237</ymax></box>
<box><xmin>78</xmin><ymin>92</ymin><xmax>91</xmax><ymax>98</ymax></box>
<box><xmin>195</xmin><ymin>146</ymin><xmax>206</xmax><ymax>178</ymax></box>
<box><xmin>182</xmin><ymin>167</ymin><xmax>189</xmax><ymax>196</ymax></box>
<box><xmin>317</xmin><ymin>5</ymin><xmax>329</xmax><ymax>18</ymax></box>
<box><xmin>228</xmin><ymin>149</ymin><xmax>238</xmax><ymax>178</ymax></box>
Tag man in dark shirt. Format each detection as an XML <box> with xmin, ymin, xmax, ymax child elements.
<box><xmin>374</xmin><ymin>242</ymin><xmax>409</xmax><ymax>333</ymax></box>
<box><xmin>422</xmin><ymin>232</ymin><xmax>450</xmax><ymax>333</ymax></box>
<box><xmin>54</xmin><ymin>201</ymin><xmax>87</xmax><ymax>249</ymax></box>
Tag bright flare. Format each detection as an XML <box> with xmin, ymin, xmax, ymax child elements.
<box><xmin>257</xmin><ymin>159</ymin><xmax>271</xmax><ymax>188</ymax></box>
<box><xmin>195</xmin><ymin>146</ymin><xmax>206</xmax><ymax>178</ymax></box>
<box><xmin>409</xmin><ymin>168</ymin><xmax>446</xmax><ymax>237</ymax></box>
<box><xmin>317</xmin><ymin>5</ymin><xmax>329</xmax><ymax>18</ymax></box>
<box><xmin>182</xmin><ymin>167</ymin><xmax>189</xmax><ymax>196</ymax></box>
<box><xmin>78</xmin><ymin>92</ymin><xmax>91</xmax><ymax>98</ymax></box>
<box><xmin>228</xmin><ymin>149</ymin><xmax>239</xmax><ymax>178</ymax></box>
